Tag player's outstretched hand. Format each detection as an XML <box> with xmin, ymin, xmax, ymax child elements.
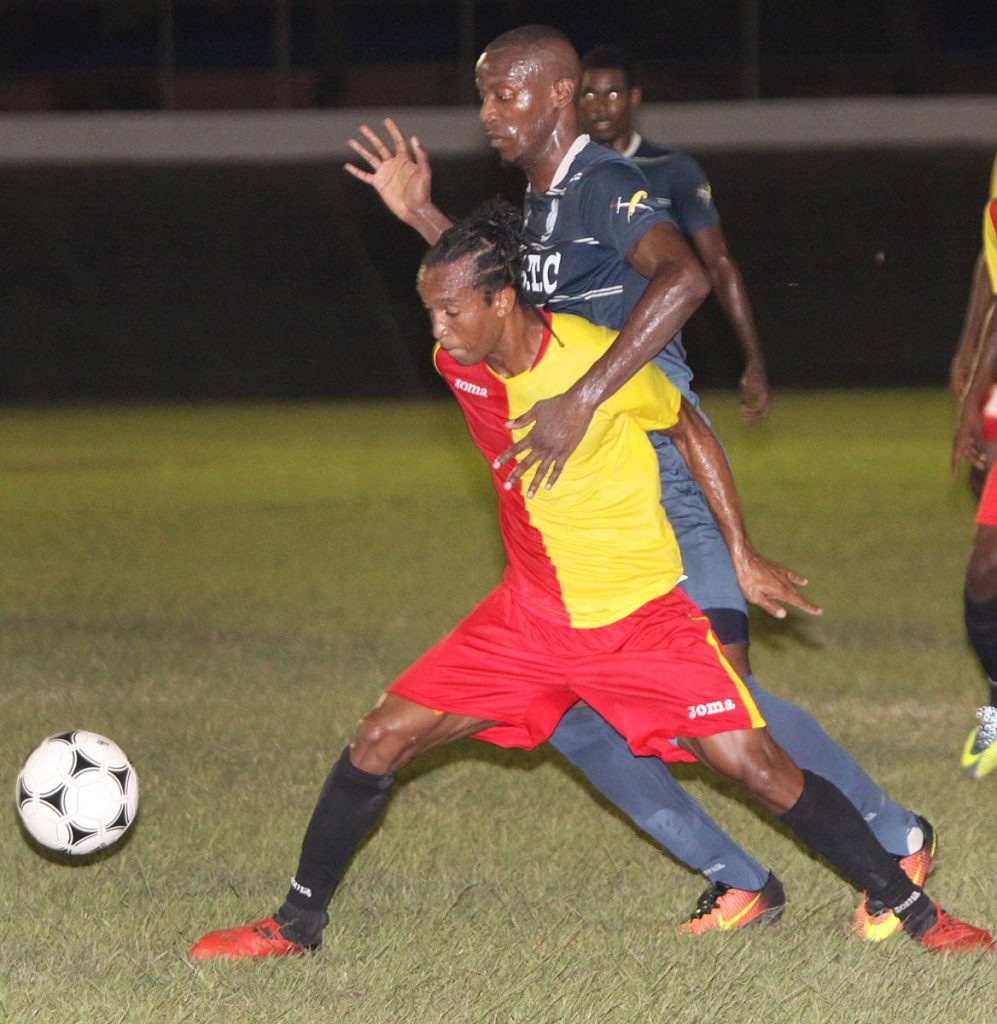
<box><xmin>493</xmin><ymin>391</ymin><xmax>597</xmax><ymax>498</ymax></box>
<box><xmin>344</xmin><ymin>117</ymin><xmax>432</xmax><ymax>226</ymax></box>
<box><xmin>952</xmin><ymin>404</ymin><xmax>987</xmax><ymax>477</ymax></box>
<box><xmin>739</xmin><ymin>361</ymin><xmax>771</xmax><ymax>424</ymax></box>
<box><xmin>734</xmin><ymin>549</ymin><xmax>822</xmax><ymax>620</ymax></box>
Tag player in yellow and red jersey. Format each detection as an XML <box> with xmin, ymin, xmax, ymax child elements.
<box><xmin>189</xmin><ymin>201</ymin><xmax>993</xmax><ymax>961</ymax></box>
<box><xmin>343</xmin><ymin>27</ymin><xmax>936</xmax><ymax>942</ymax></box>
<box><xmin>952</xmin><ymin>155</ymin><xmax>997</xmax><ymax>779</ymax></box>
<box><xmin>951</xmin><ymin>155</ymin><xmax>997</xmax><ymax>477</ymax></box>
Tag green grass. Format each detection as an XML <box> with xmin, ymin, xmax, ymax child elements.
<box><xmin>0</xmin><ymin>392</ymin><xmax>993</xmax><ymax>1023</ymax></box>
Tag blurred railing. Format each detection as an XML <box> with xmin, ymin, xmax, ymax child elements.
<box><xmin>1</xmin><ymin>52</ymin><xmax>996</xmax><ymax>113</ymax></box>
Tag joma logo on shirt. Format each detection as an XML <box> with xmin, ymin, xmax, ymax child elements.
<box><xmin>454</xmin><ymin>378</ymin><xmax>489</xmax><ymax>397</ymax></box>
<box><xmin>687</xmin><ymin>698</ymin><xmax>737</xmax><ymax>720</ymax></box>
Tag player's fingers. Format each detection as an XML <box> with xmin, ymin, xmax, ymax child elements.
<box><xmin>780</xmin><ymin>591</ymin><xmax>822</xmax><ymax>616</ymax></box>
<box><xmin>411</xmin><ymin>136</ymin><xmax>428</xmax><ymax>165</ymax></box>
<box><xmin>754</xmin><ymin>596</ymin><xmax>788</xmax><ymax>619</ymax></box>
<box><xmin>774</xmin><ymin>568</ymin><xmax>809</xmax><ymax>587</ymax></box>
<box><xmin>543</xmin><ymin>459</ymin><xmax>564</xmax><ymax>491</ymax></box>
<box><xmin>343</xmin><ymin>162</ymin><xmax>375</xmax><ymax>184</ymax></box>
<box><xmin>347</xmin><ymin>138</ymin><xmax>381</xmax><ymax>169</ymax></box>
<box><xmin>505</xmin><ymin>409</ymin><xmax>538</xmax><ymax>431</ymax></box>
<box><xmin>526</xmin><ymin>457</ymin><xmax>557</xmax><ymax>498</ymax></box>
<box><xmin>493</xmin><ymin>437</ymin><xmax>531</xmax><ymax>469</ymax></box>
<box><xmin>359</xmin><ymin>124</ymin><xmax>393</xmax><ymax>160</ymax></box>
<box><xmin>503</xmin><ymin>453</ymin><xmax>540</xmax><ymax>490</ymax></box>
<box><xmin>383</xmin><ymin>118</ymin><xmax>410</xmax><ymax>153</ymax></box>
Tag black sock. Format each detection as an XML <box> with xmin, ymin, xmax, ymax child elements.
<box><xmin>778</xmin><ymin>770</ymin><xmax>936</xmax><ymax>938</ymax></box>
<box><xmin>278</xmin><ymin>747</ymin><xmax>394</xmax><ymax>943</ymax></box>
<box><xmin>964</xmin><ymin>590</ymin><xmax>997</xmax><ymax>682</ymax></box>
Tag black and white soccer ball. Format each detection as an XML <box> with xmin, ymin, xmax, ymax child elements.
<box><xmin>15</xmin><ymin>730</ymin><xmax>139</xmax><ymax>855</ymax></box>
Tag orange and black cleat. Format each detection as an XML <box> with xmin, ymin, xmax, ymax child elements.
<box><xmin>855</xmin><ymin>816</ymin><xmax>936</xmax><ymax>942</ymax></box>
<box><xmin>188</xmin><ymin>916</ymin><xmax>318</xmax><ymax>961</ymax></box>
<box><xmin>916</xmin><ymin>906</ymin><xmax>995</xmax><ymax>955</ymax></box>
<box><xmin>678</xmin><ymin>872</ymin><xmax>785</xmax><ymax>935</ymax></box>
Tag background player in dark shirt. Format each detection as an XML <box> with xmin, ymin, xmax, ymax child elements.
<box><xmin>578</xmin><ymin>44</ymin><xmax>769</xmax><ymax>424</ymax></box>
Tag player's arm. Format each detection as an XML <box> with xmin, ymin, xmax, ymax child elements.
<box><xmin>953</xmin><ymin>291</ymin><xmax>997</xmax><ymax>476</ymax></box>
<box><xmin>950</xmin><ymin>250</ymin><xmax>991</xmax><ymax>402</ymax></box>
<box><xmin>496</xmin><ymin>221</ymin><xmax>710</xmax><ymax>496</ymax></box>
<box><xmin>688</xmin><ymin>221</ymin><xmax>770</xmax><ymax>423</ymax></box>
<box><xmin>661</xmin><ymin>397</ymin><xmax>821</xmax><ymax>619</ymax></box>
<box><xmin>344</xmin><ymin>117</ymin><xmax>453</xmax><ymax>245</ymax></box>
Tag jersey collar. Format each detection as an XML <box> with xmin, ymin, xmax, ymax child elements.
<box><xmin>621</xmin><ymin>132</ymin><xmax>642</xmax><ymax>159</ymax></box>
<box><xmin>540</xmin><ymin>134</ymin><xmax>591</xmax><ymax>192</ymax></box>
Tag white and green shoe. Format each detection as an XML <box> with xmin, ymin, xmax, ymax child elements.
<box><xmin>961</xmin><ymin>705</ymin><xmax>997</xmax><ymax>779</ymax></box>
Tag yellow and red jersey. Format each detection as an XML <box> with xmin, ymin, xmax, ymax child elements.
<box><xmin>434</xmin><ymin>311</ymin><xmax>683</xmax><ymax>629</ymax></box>
<box><xmin>984</xmin><ymin>154</ymin><xmax>997</xmax><ymax>292</ymax></box>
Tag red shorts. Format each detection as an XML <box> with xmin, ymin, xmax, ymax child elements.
<box><xmin>977</xmin><ymin>454</ymin><xmax>997</xmax><ymax>526</ymax></box>
<box><xmin>984</xmin><ymin>384</ymin><xmax>997</xmax><ymax>443</ymax></box>
<box><xmin>388</xmin><ymin>584</ymin><xmax>764</xmax><ymax>764</ymax></box>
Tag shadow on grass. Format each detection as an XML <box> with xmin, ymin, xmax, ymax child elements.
<box><xmin>748</xmin><ymin>609</ymin><xmax>824</xmax><ymax>654</ymax></box>
<box><xmin>14</xmin><ymin>810</ymin><xmax>140</xmax><ymax>866</ymax></box>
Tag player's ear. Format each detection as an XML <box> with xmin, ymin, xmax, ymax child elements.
<box><xmin>630</xmin><ymin>85</ymin><xmax>642</xmax><ymax>110</ymax></box>
<box><xmin>494</xmin><ymin>285</ymin><xmax>517</xmax><ymax>317</ymax></box>
<box><xmin>552</xmin><ymin>75</ymin><xmax>575</xmax><ymax>109</ymax></box>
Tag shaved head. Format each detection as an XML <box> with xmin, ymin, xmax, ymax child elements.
<box><xmin>475</xmin><ymin>24</ymin><xmax>582</xmax><ymax>189</ymax></box>
<box><xmin>483</xmin><ymin>24</ymin><xmax>580</xmax><ymax>86</ymax></box>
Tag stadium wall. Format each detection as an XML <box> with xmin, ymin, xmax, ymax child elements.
<box><xmin>1</xmin><ymin>99</ymin><xmax>994</xmax><ymax>399</ymax></box>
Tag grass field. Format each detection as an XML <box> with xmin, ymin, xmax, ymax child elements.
<box><xmin>1</xmin><ymin>391</ymin><xmax>994</xmax><ymax>1023</ymax></box>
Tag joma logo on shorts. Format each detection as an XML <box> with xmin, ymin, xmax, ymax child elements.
<box><xmin>687</xmin><ymin>699</ymin><xmax>737</xmax><ymax>720</ymax></box>
<box><xmin>454</xmin><ymin>378</ymin><xmax>489</xmax><ymax>397</ymax></box>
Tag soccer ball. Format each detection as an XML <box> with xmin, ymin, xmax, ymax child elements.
<box><xmin>15</xmin><ymin>731</ymin><xmax>139</xmax><ymax>855</ymax></box>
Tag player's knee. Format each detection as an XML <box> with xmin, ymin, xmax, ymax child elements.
<box><xmin>719</xmin><ymin>732</ymin><xmax>800</xmax><ymax>814</ymax></box>
<box><xmin>351</xmin><ymin>709</ymin><xmax>418</xmax><ymax>775</ymax></box>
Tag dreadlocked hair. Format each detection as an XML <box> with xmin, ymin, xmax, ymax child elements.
<box><xmin>420</xmin><ymin>198</ymin><xmax>526</xmax><ymax>306</ymax></box>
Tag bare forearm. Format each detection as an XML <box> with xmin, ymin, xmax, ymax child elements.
<box><xmin>666</xmin><ymin>401</ymin><xmax>749</xmax><ymax>559</ymax></box>
<box><xmin>567</xmin><ymin>263</ymin><xmax>709</xmax><ymax>414</ymax></box>
<box><xmin>963</xmin><ymin>297</ymin><xmax>997</xmax><ymax>412</ymax></box>
<box><xmin>952</xmin><ymin>252</ymin><xmax>991</xmax><ymax>396</ymax></box>
<box><xmin>710</xmin><ymin>257</ymin><xmax>765</xmax><ymax>369</ymax></box>
<box><xmin>406</xmin><ymin>203</ymin><xmax>453</xmax><ymax>246</ymax></box>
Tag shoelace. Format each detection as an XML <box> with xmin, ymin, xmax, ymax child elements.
<box><xmin>689</xmin><ymin>884</ymin><xmax>728</xmax><ymax>919</ymax></box>
<box><xmin>974</xmin><ymin>706</ymin><xmax>997</xmax><ymax>749</ymax></box>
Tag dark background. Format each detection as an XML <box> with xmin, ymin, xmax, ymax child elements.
<box><xmin>1</xmin><ymin>1</ymin><xmax>994</xmax><ymax>399</ymax></box>
<box><xmin>1</xmin><ymin>1</ymin><xmax>995</xmax><ymax>109</ymax></box>
<box><xmin>2</xmin><ymin>143</ymin><xmax>990</xmax><ymax>399</ymax></box>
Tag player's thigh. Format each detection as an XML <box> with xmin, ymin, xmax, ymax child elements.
<box><xmin>680</xmin><ymin>727</ymin><xmax>803</xmax><ymax>815</ymax></box>
<box><xmin>352</xmin><ymin>694</ymin><xmax>495</xmax><ymax>775</ymax></box>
